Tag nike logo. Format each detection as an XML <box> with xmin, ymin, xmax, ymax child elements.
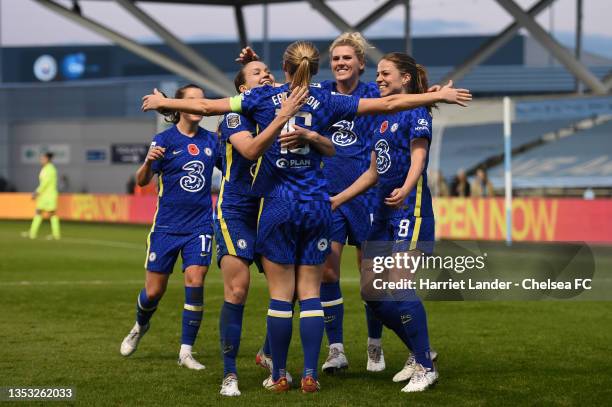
<box><xmin>172</xmin><ymin>150</ymin><xmax>182</xmax><ymax>155</ymax></box>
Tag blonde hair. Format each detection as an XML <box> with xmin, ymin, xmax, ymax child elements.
<box><xmin>329</xmin><ymin>32</ymin><xmax>372</xmax><ymax>74</ymax></box>
<box><xmin>283</xmin><ymin>41</ymin><xmax>319</xmax><ymax>89</ymax></box>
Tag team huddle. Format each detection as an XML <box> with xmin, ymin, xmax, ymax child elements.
<box><xmin>120</xmin><ymin>32</ymin><xmax>472</xmax><ymax>396</ymax></box>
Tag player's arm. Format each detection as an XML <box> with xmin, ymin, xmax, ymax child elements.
<box><xmin>330</xmin><ymin>151</ymin><xmax>378</xmax><ymax>210</ymax></box>
<box><xmin>357</xmin><ymin>81</ymin><xmax>471</xmax><ymax>115</ymax></box>
<box><xmin>280</xmin><ymin>125</ymin><xmax>335</xmax><ymax>157</ymax></box>
<box><xmin>136</xmin><ymin>146</ymin><xmax>165</xmax><ymax>186</ymax></box>
<box><xmin>229</xmin><ymin>87</ymin><xmax>309</xmax><ymax>160</ymax></box>
<box><xmin>384</xmin><ymin>138</ymin><xmax>428</xmax><ymax>208</ymax></box>
<box><xmin>142</xmin><ymin>88</ymin><xmax>232</xmax><ymax>116</ymax></box>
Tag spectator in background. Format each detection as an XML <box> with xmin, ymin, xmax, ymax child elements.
<box><xmin>450</xmin><ymin>169</ymin><xmax>470</xmax><ymax>197</ymax></box>
<box><xmin>59</xmin><ymin>174</ymin><xmax>71</xmax><ymax>193</ymax></box>
<box><xmin>429</xmin><ymin>170</ymin><xmax>449</xmax><ymax>197</ymax></box>
<box><xmin>24</xmin><ymin>152</ymin><xmax>61</xmax><ymax>240</ymax></box>
<box><xmin>126</xmin><ymin>175</ymin><xmax>136</xmax><ymax>195</ymax></box>
<box><xmin>471</xmin><ymin>167</ymin><xmax>494</xmax><ymax>197</ymax></box>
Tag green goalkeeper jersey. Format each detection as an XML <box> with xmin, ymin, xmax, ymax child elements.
<box><xmin>37</xmin><ymin>163</ymin><xmax>58</xmax><ymax>200</ymax></box>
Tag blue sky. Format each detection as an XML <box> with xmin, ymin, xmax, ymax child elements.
<box><xmin>2</xmin><ymin>0</ymin><xmax>611</xmax><ymax>58</ymax></box>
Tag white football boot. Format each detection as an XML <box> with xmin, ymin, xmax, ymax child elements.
<box><xmin>322</xmin><ymin>345</ymin><xmax>349</xmax><ymax>374</ymax></box>
<box><xmin>178</xmin><ymin>353</ymin><xmax>206</xmax><ymax>370</ymax></box>
<box><xmin>120</xmin><ymin>322</ymin><xmax>150</xmax><ymax>356</ymax></box>
<box><xmin>401</xmin><ymin>363</ymin><xmax>438</xmax><ymax>393</ymax></box>
<box><xmin>220</xmin><ymin>374</ymin><xmax>241</xmax><ymax>397</ymax></box>
<box><xmin>393</xmin><ymin>354</ymin><xmax>416</xmax><ymax>382</ymax></box>
<box><xmin>366</xmin><ymin>343</ymin><xmax>386</xmax><ymax>372</ymax></box>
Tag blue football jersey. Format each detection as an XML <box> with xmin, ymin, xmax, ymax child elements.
<box><xmin>320</xmin><ymin>80</ymin><xmax>379</xmax><ymax>194</ymax></box>
<box><xmin>218</xmin><ymin>112</ymin><xmax>259</xmax><ymax>196</ymax></box>
<box><xmin>231</xmin><ymin>83</ymin><xmax>360</xmax><ymax>200</ymax></box>
<box><xmin>373</xmin><ymin>107</ymin><xmax>434</xmax><ymax>219</ymax></box>
<box><xmin>149</xmin><ymin>125</ymin><xmax>218</xmax><ymax>233</ymax></box>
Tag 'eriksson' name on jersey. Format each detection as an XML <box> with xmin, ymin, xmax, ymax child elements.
<box><xmin>271</xmin><ymin>93</ymin><xmax>321</xmax><ymax>110</ymax></box>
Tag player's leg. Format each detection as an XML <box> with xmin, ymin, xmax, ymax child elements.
<box><xmin>49</xmin><ymin>209</ymin><xmax>61</xmax><ymax>240</ymax></box>
<box><xmin>120</xmin><ymin>231</ymin><xmax>177</xmax><ymax>357</ymax></box>
<box><xmin>296</xmin><ymin>264</ymin><xmax>325</xmax><ymax>393</ymax></box>
<box><xmin>296</xmin><ymin>199</ymin><xmax>331</xmax><ymax>392</ymax></box>
<box><xmin>398</xmin><ymin>217</ymin><xmax>438</xmax><ymax>392</ymax></box>
<box><xmin>362</xmin><ymin>217</ymin><xmax>389</xmax><ymax>371</ymax></box>
<box><xmin>219</xmin><ymin>255</ymin><xmax>249</xmax><ymax>396</ymax></box>
<box><xmin>321</xmin><ymin>240</ymin><xmax>348</xmax><ymax>373</ymax></box>
<box><xmin>120</xmin><ymin>270</ymin><xmax>170</xmax><ymax>356</ymax></box>
<box><xmin>28</xmin><ymin>209</ymin><xmax>43</xmax><ymax>239</ymax></box>
<box><xmin>178</xmin><ymin>232</ymin><xmax>212</xmax><ymax>370</ymax></box>
<box><xmin>262</xmin><ymin>257</ymin><xmax>294</xmax><ymax>392</ymax></box>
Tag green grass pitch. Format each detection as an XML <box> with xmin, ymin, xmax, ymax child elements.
<box><xmin>1</xmin><ymin>220</ymin><xmax>611</xmax><ymax>406</ymax></box>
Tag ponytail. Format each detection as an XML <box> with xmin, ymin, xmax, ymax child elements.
<box><xmin>283</xmin><ymin>41</ymin><xmax>319</xmax><ymax>90</ymax></box>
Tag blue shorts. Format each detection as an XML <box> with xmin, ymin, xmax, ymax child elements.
<box><xmin>256</xmin><ymin>197</ymin><xmax>332</xmax><ymax>265</ymax></box>
<box><xmin>145</xmin><ymin>230</ymin><xmax>213</xmax><ymax>273</ymax></box>
<box><xmin>330</xmin><ymin>193</ymin><xmax>372</xmax><ymax>247</ymax></box>
<box><xmin>367</xmin><ymin>215</ymin><xmax>435</xmax><ymax>255</ymax></box>
<box><xmin>215</xmin><ymin>192</ymin><xmax>259</xmax><ymax>266</ymax></box>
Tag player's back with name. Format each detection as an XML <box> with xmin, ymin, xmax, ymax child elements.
<box><xmin>238</xmin><ymin>82</ymin><xmax>359</xmax><ymax>200</ymax></box>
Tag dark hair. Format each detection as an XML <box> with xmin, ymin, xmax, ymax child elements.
<box><xmin>44</xmin><ymin>152</ymin><xmax>54</xmax><ymax>161</ymax></box>
<box><xmin>380</xmin><ymin>52</ymin><xmax>434</xmax><ymax>113</ymax></box>
<box><xmin>164</xmin><ymin>84</ymin><xmax>204</xmax><ymax>124</ymax></box>
<box><xmin>234</xmin><ymin>68</ymin><xmax>247</xmax><ymax>93</ymax></box>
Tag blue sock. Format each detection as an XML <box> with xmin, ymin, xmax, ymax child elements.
<box><xmin>364</xmin><ymin>302</ymin><xmax>383</xmax><ymax>339</ymax></box>
<box><xmin>267</xmin><ymin>299</ymin><xmax>293</xmax><ymax>381</ymax></box>
<box><xmin>366</xmin><ymin>300</ymin><xmax>413</xmax><ymax>351</ymax></box>
<box><xmin>321</xmin><ymin>281</ymin><xmax>344</xmax><ymax>345</ymax></box>
<box><xmin>136</xmin><ymin>288</ymin><xmax>159</xmax><ymax>327</ymax></box>
<box><xmin>262</xmin><ymin>328</ymin><xmax>271</xmax><ymax>356</ymax></box>
<box><xmin>299</xmin><ymin>298</ymin><xmax>324</xmax><ymax>380</ymax></box>
<box><xmin>220</xmin><ymin>301</ymin><xmax>244</xmax><ymax>377</ymax></box>
<box><xmin>396</xmin><ymin>299</ymin><xmax>433</xmax><ymax>369</ymax></box>
<box><xmin>181</xmin><ymin>286</ymin><xmax>204</xmax><ymax>346</ymax></box>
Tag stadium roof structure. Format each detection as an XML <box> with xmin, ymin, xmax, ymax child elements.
<box><xmin>34</xmin><ymin>0</ymin><xmax>612</xmax><ymax>96</ymax></box>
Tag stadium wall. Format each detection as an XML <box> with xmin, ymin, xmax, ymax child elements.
<box><xmin>1</xmin><ymin>194</ymin><xmax>610</xmax><ymax>244</ymax></box>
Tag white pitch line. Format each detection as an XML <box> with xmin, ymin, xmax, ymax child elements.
<box><xmin>57</xmin><ymin>237</ymin><xmax>144</xmax><ymax>250</ymax></box>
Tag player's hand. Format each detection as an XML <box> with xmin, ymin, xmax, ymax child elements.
<box><xmin>427</xmin><ymin>84</ymin><xmax>441</xmax><ymax>92</ymax></box>
<box><xmin>438</xmin><ymin>80</ymin><xmax>472</xmax><ymax>107</ymax></box>
<box><xmin>145</xmin><ymin>146</ymin><xmax>166</xmax><ymax>163</ymax></box>
<box><xmin>235</xmin><ymin>46</ymin><xmax>260</xmax><ymax>64</ymax></box>
<box><xmin>385</xmin><ymin>187</ymin><xmax>409</xmax><ymax>208</ymax></box>
<box><xmin>278</xmin><ymin>86</ymin><xmax>309</xmax><ymax>118</ymax></box>
<box><xmin>330</xmin><ymin>195</ymin><xmax>341</xmax><ymax>211</ymax></box>
<box><xmin>141</xmin><ymin>88</ymin><xmax>167</xmax><ymax>112</ymax></box>
<box><xmin>280</xmin><ymin>124</ymin><xmax>314</xmax><ymax>150</ymax></box>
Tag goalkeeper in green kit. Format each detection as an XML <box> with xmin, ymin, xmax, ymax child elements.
<box><xmin>27</xmin><ymin>152</ymin><xmax>61</xmax><ymax>240</ymax></box>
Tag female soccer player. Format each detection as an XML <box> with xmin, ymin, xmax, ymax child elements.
<box><xmin>216</xmin><ymin>61</ymin><xmax>327</xmax><ymax>396</ymax></box>
<box><xmin>318</xmin><ymin>32</ymin><xmax>384</xmax><ymax>374</ymax></box>
<box><xmin>27</xmin><ymin>152</ymin><xmax>61</xmax><ymax>240</ymax></box>
<box><xmin>119</xmin><ymin>84</ymin><xmax>219</xmax><ymax>371</ymax></box>
<box><xmin>141</xmin><ymin>42</ymin><xmax>470</xmax><ymax>393</ymax></box>
<box><xmin>330</xmin><ymin>52</ymin><xmax>440</xmax><ymax>392</ymax></box>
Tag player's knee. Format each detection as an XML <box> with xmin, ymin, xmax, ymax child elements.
<box><xmin>322</xmin><ymin>265</ymin><xmax>339</xmax><ymax>283</ymax></box>
<box><xmin>145</xmin><ymin>284</ymin><xmax>166</xmax><ymax>300</ymax></box>
<box><xmin>227</xmin><ymin>284</ymin><xmax>248</xmax><ymax>304</ymax></box>
<box><xmin>184</xmin><ymin>267</ymin><xmax>206</xmax><ymax>286</ymax></box>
